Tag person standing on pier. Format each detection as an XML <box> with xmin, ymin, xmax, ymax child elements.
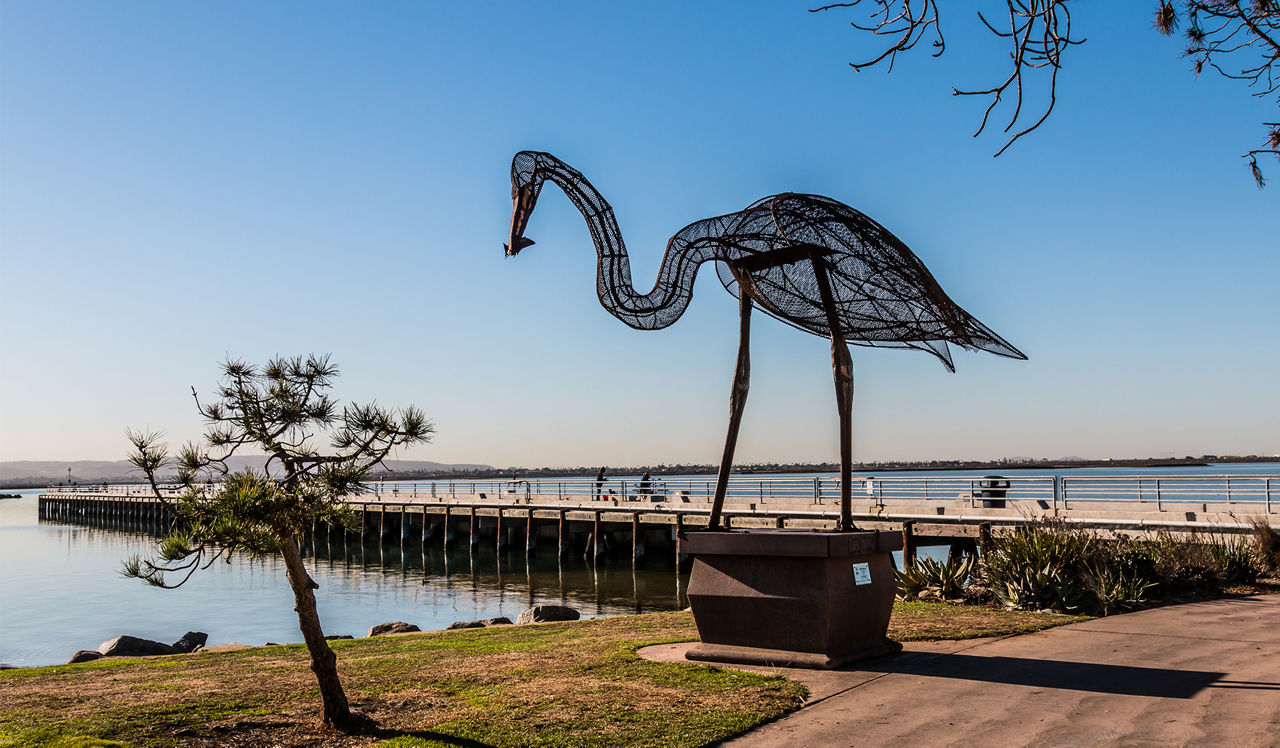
<box><xmin>638</xmin><ymin>471</ymin><xmax>652</xmax><ymax>500</ymax></box>
<box><xmin>594</xmin><ymin>468</ymin><xmax>606</xmax><ymax>500</ymax></box>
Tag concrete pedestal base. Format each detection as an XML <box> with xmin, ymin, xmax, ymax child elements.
<box><xmin>680</xmin><ymin>529</ymin><xmax>903</xmax><ymax>669</ymax></box>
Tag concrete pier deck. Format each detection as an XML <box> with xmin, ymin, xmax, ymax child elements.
<box><xmin>41</xmin><ymin>470</ymin><xmax>1279</xmax><ymax>538</ymax></box>
<box><xmin>640</xmin><ymin>595</ymin><xmax>1280</xmax><ymax>746</ymax></box>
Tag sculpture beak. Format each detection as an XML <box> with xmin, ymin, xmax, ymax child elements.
<box><xmin>506</xmin><ymin>185</ymin><xmax>537</xmax><ymax>256</ymax></box>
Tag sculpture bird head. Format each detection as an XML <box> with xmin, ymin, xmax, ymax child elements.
<box><xmin>506</xmin><ymin>150</ymin><xmax>544</xmax><ymax>257</ymax></box>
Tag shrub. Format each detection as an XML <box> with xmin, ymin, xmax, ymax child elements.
<box><xmin>1135</xmin><ymin>530</ymin><xmax>1264</xmax><ymax>594</ymax></box>
<box><xmin>986</xmin><ymin>518</ymin><xmax>1099</xmax><ymax>571</ymax></box>
<box><xmin>1088</xmin><ymin>564</ymin><xmax>1157</xmax><ymax>616</ymax></box>
<box><xmin>1249</xmin><ymin>519</ymin><xmax>1280</xmax><ymax>574</ymax></box>
<box><xmin>935</xmin><ymin>519</ymin><xmax>1268</xmax><ymax>617</ymax></box>
<box><xmin>978</xmin><ymin>519</ymin><xmax>1102</xmax><ymax>613</ymax></box>
<box><xmin>1208</xmin><ymin>535</ymin><xmax>1262</xmax><ymax>585</ymax></box>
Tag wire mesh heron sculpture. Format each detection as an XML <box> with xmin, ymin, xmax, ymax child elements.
<box><xmin>506</xmin><ymin>151</ymin><xmax>1026</xmax><ymax>531</ymax></box>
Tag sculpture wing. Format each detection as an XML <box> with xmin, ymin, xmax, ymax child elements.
<box><xmin>714</xmin><ymin>194</ymin><xmax>1026</xmax><ymax>371</ymax></box>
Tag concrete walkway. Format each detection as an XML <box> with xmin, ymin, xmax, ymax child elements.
<box><xmin>640</xmin><ymin>595</ymin><xmax>1280</xmax><ymax>746</ymax></box>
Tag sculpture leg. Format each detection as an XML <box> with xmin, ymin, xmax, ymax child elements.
<box><xmin>830</xmin><ymin>332</ymin><xmax>854</xmax><ymax>532</ymax></box>
<box><xmin>708</xmin><ymin>285</ymin><xmax>752</xmax><ymax>530</ymax></box>
<box><xmin>810</xmin><ymin>254</ymin><xmax>856</xmax><ymax>532</ymax></box>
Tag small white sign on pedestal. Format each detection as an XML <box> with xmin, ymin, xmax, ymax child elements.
<box><xmin>851</xmin><ymin>562</ymin><xmax>872</xmax><ymax>586</ymax></box>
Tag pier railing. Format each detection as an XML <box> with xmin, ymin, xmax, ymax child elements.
<box><xmin>1057</xmin><ymin>474</ymin><xmax>1275</xmax><ymax>510</ymax></box>
<box><xmin>362</xmin><ymin>475</ymin><xmax>1275</xmax><ymax>513</ymax></box>
<box><xmin>47</xmin><ymin>474</ymin><xmax>1275</xmax><ymax>513</ymax></box>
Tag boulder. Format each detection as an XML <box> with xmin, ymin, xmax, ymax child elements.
<box><xmin>515</xmin><ymin>605</ymin><xmax>580</xmax><ymax>625</ymax></box>
<box><xmin>446</xmin><ymin>616</ymin><xmax>513</xmax><ymax>630</ymax></box>
<box><xmin>325</xmin><ymin>634</ymin><xmax>354</xmax><ymax>641</ymax></box>
<box><xmin>68</xmin><ymin>650</ymin><xmax>103</xmax><ymax>664</ymax></box>
<box><xmin>96</xmin><ymin>635</ymin><xmax>178</xmax><ymax>657</ymax></box>
<box><xmin>367</xmin><ymin>621</ymin><xmax>421</xmax><ymax>637</ymax></box>
<box><xmin>170</xmin><ymin>631</ymin><xmax>207</xmax><ymax>654</ymax></box>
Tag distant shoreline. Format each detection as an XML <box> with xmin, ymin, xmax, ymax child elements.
<box><xmin>9</xmin><ymin>456</ymin><xmax>1276</xmax><ymax>489</ymax></box>
<box><xmin>479</xmin><ymin>457</ymin><xmax>1257</xmax><ymax>481</ymax></box>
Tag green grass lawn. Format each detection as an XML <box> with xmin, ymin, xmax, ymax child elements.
<box><xmin>0</xmin><ymin>604</ymin><xmax>1086</xmax><ymax>747</ymax></box>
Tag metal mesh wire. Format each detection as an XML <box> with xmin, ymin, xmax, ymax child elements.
<box><xmin>510</xmin><ymin>151</ymin><xmax>1025</xmax><ymax>370</ymax></box>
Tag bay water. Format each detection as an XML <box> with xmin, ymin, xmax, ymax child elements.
<box><xmin>0</xmin><ymin>489</ymin><xmax>686</xmax><ymax>668</ymax></box>
<box><xmin>3</xmin><ymin>462</ymin><xmax>1277</xmax><ymax>668</ymax></box>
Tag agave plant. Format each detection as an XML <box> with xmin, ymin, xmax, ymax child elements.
<box><xmin>896</xmin><ymin>555</ymin><xmax>975</xmax><ymax>601</ymax></box>
<box><xmin>991</xmin><ymin>561</ymin><xmax>1088</xmax><ymax>613</ymax></box>
<box><xmin>895</xmin><ymin>565</ymin><xmax>927</xmax><ymax>600</ymax></box>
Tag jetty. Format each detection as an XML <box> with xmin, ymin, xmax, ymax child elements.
<box><xmin>39</xmin><ymin>473</ymin><xmax>1277</xmax><ymax>566</ymax></box>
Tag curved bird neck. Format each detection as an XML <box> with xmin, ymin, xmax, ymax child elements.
<box><xmin>534</xmin><ymin>154</ymin><xmax>712</xmax><ymax>330</ymax></box>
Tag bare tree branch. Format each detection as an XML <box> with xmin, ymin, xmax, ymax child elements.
<box><xmin>817</xmin><ymin>0</ymin><xmax>1280</xmax><ymax>185</ymax></box>
<box><xmin>813</xmin><ymin>1</ymin><xmax>1083</xmax><ymax>156</ymax></box>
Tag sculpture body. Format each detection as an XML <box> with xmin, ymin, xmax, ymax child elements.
<box><xmin>506</xmin><ymin>150</ymin><xmax>1026</xmax><ymax>529</ymax></box>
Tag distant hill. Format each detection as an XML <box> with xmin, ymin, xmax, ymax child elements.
<box><xmin>0</xmin><ymin>457</ymin><xmax>494</xmax><ymax>487</ymax></box>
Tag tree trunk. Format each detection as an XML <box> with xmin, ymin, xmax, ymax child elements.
<box><xmin>278</xmin><ymin>533</ymin><xmax>366</xmax><ymax>730</ymax></box>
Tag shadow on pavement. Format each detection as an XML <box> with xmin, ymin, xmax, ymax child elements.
<box><xmin>1209</xmin><ymin>679</ymin><xmax>1280</xmax><ymax>690</ymax></box>
<box><xmin>857</xmin><ymin>652</ymin><xmax>1225</xmax><ymax>698</ymax></box>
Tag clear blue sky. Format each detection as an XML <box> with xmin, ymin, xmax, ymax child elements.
<box><xmin>1</xmin><ymin>1</ymin><xmax>1276</xmax><ymax>468</ymax></box>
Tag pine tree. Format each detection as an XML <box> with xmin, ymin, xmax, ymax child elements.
<box><xmin>125</xmin><ymin>354</ymin><xmax>433</xmax><ymax>730</ymax></box>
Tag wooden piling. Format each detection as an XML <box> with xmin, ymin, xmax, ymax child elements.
<box><xmin>525</xmin><ymin>509</ymin><xmax>535</xmax><ymax>557</ymax></box>
<box><xmin>557</xmin><ymin>510</ymin><xmax>567</xmax><ymax>560</ymax></box>
<box><xmin>902</xmin><ymin>520</ymin><xmax>917</xmax><ymax>571</ymax></box>
<box><xmin>674</xmin><ymin>513</ymin><xmax>684</xmax><ymax>565</ymax></box>
<box><xmin>592</xmin><ymin>510</ymin><xmax>603</xmax><ymax>562</ymax></box>
<box><xmin>469</xmin><ymin>505</ymin><xmax>478</xmax><ymax>550</ymax></box>
<box><xmin>631</xmin><ymin>512</ymin><xmax>642</xmax><ymax>568</ymax></box>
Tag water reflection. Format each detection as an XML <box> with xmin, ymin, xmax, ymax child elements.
<box><xmin>33</xmin><ymin>497</ymin><xmax>699</xmax><ymax>622</ymax></box>
<box><xmin>300</xmin><ymin>534</ymin><xmax>688</xmax><ymax>619</ymax></box>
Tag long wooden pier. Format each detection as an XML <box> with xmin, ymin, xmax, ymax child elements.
<box><xmin>38</xmin><ymin>472</ymin><xmax>1278</xmax><ymax>567</ymax></box>
<box><xmin>37</xmin><ymin>492</ymin><xmax>700</xmax><ymax>567</ymax></box>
